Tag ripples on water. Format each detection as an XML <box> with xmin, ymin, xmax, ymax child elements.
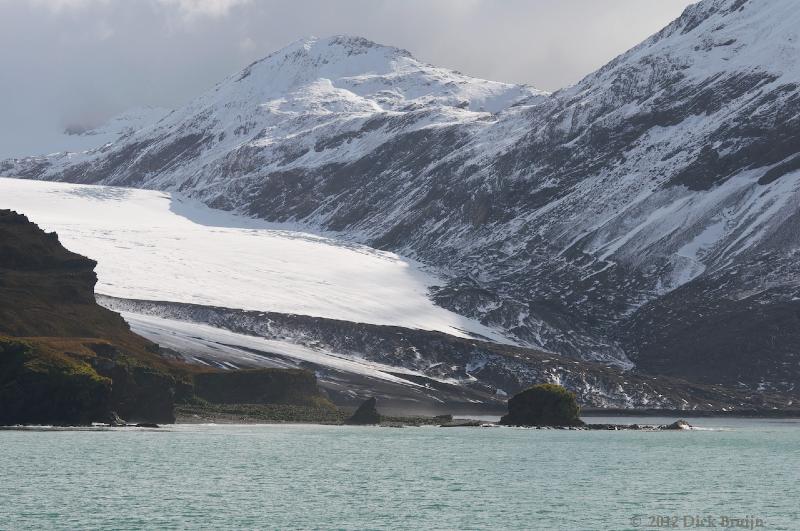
<box><xmin>1</xmin><ymin>418</ymin><xmax>798</xmax><ymax>530</ymax></box>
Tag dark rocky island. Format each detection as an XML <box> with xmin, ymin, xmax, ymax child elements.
<box><xmin>498</xmin><ymin>384</ymin><xmax>696</xmax><ymax>431</ymax></box>
<box><xmin>500</xmin><ymin>384</ymin><xmax>584</xmax><ymax>427</ymax></box>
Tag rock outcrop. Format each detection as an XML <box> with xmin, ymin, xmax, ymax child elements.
<box><xmin>0</xmin><ymin>210</ymin><xmax>183</xmax><ymax>424</ymax></box>
<box><xmin>0</xmin><ymin>337</ymin><xmax>111</xmax><ymax>425</ymax></box>
<box><xmin>500</xmin><ymin>384</ymin><xmax>584</xmax><ymax>427</ymax></box>
<box><xmin>663</xmin><ymin>419</ymin><xmax>692</xmax><ymax>430</ymax></box>
<box><xmin>345</xmin><ymin>397</ymin><xmax>381</xmax><ymax>425</ymax></box>
<box><xmin>192</xmin><ymin>368</ymin><xmax>329</xmax><ymax>407</ymax></box>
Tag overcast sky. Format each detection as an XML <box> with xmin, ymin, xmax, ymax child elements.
<box><xmin>0</xmin><ymin>0</ymin><xmax>695</xmax><ymax>158</ymax></box>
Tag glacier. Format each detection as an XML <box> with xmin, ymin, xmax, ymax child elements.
<box><xmin>0</xmin><ymin>177</ymin><xmax>510</xmax><ymax>342</ymax></box>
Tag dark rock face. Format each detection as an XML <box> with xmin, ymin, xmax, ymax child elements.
<box><xmin>500</xmin><ymin>384</ymin><xmax>584</xmax><ymax>427</ymax></box>
<box><xmin>620</xmin><ymin>272</ymin><xmax>800</xmax><ymax>394</ymax></box>
<box><xmin>0</xmin><ymin>337</ymin><xmax>111</xmax><ymax>426</ymax></box>
<box><xmin>103</xmin><ymin>364</ymin><xmax>180</xmax><ymax>424</ymax></box>
<box><xmin>193</xmin><ymin>368</ymin><xmax>325</xmax><ymax>406</ymax></box>
<box><xmin>0</xmin><ymin>210</ymin><xmax>180</xmax><ymax>425</ymax></box>
<box><xmin>346</xmin><ymin>397</ymin><xmax>381</xmax><ymax>425</ymax></box>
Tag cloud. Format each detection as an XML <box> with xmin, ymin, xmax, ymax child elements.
<box><xmin>156</xmin><ymin>0</ymin><xmax>252</xmax><ymax>18</ymax></box>
<box><xmin>24</xmin><ymin>0</ymin><xmax>249</xmax><ymax>16</ymax></box>
<box><xmin>26</xmin><ymin>0</ymin><xmax>103</xmax><ymax>10</ymax></box>
<box><xmin>0</xmin><ymin>0</ymin><xmax>695</xmax><ymax>159</ymax></box>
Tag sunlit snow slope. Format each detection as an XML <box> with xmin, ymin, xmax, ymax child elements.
<box><xmin>0</xmin><ymin>177</ymin><xmax>509</xmax><ymax>342</ymax></box>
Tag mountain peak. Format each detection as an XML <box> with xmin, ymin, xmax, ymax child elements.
<box><xmin>289</xmin><ymin>35</ymin><xmax>413</xmax><ymax>60</ymax></box>
<box><xmin>216</xmin><ymin>34</ymin><xmax>539</xmax><ymax>113</ymax></box>
<box><xmin>237</xmin><ymin>34</ymin><xmax>414</xmax><ymax>85</ymax></box>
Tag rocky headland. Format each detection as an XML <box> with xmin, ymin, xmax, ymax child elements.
<box><xmin>0</xmin><ymin>210</ymin><xmax>335</xmax><ymax>426</ymax></box>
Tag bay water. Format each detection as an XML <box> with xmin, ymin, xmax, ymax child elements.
<box><xmin>1</xmin><ymin>418</ymin><xmax>798</xmax><ymax>530</ymax></box>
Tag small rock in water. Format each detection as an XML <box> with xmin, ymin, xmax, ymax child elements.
<box><xmin>135</xmin><ymin>423</ymin><xmax>160</xmax><ymax>428</ymax></box>
<box><xmin>663</xmin><ymin>419</ymin><xmax>692</xmax><ymax>430</ymax></box>
<box><xmin>345</xmin><ymin>397</ymin><xmax>381</xmax><ymax>425</ymax></box>
<box><xmin>107</xmin><ymin>411</ymin><xmax>126</xmax><ymax>427</ymax></box>
<box><xmin>440</xmin><ymin>420</ymin><xmax>481</xmax><ymax>428</ymax></box>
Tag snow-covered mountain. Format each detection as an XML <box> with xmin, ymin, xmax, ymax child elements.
<box><xmin>4</xmin><ymin>0</ymin><xmax>800</xmax><ymax>399</ymax></box>
<box><xmin>2</xmin><ymin>35</ymin><xmax>541</xmax><ymax>192</ymax></box>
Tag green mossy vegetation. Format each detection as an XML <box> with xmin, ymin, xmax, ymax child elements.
<box><xmin>500</xmin><ymin>383</ymin><xmax>583</xmax><ymax>427</ymax></box>
<box><xmin>175</xmin><ymin>401</ymin><xmax>348</xmax><ymax>424</ymax></box>
<box><xmin>0</xmin><ymin>336</ymin><xmax>111</xmax><ymax>425</ymax></box>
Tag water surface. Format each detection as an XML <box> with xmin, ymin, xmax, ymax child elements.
<box><xmin>1</xmin><ymin>418</ymin><xmax>798</xmax><ymax>530</ymax></box>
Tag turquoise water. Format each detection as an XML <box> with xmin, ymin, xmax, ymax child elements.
<box><xmin>1</xmin><ymin>418</ymin><xmax>798</xmax><ymax>530</ymax></box>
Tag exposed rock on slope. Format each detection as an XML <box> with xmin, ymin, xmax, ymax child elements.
<box><xmin>0</xmin><ymin>337</ymin><xmax>112</xmax><ymax>426</ymax></box>
<box><xmin>100</xmin><ymin>295</ymin><xmax>794</xmax><ymax>411</ymax></box>
<box><xmin>4</xmin><ymin>0</ymin><xmax>800</xmax><ymax>395</ymax></box>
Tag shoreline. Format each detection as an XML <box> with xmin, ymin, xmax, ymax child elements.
<box><xmin>581</xmin><ymin>408</ymin><xmax>800</xmax><ymax>419</ymax></box>
<box><xmin>4</xmin><ymin>407</ymin><xmax>799</xmax><ymax>430</ymax></box>
<box><xmin>0</xmin><ymin>420</ymin><xmax>749</xmax><ymax>432</ymax></box>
